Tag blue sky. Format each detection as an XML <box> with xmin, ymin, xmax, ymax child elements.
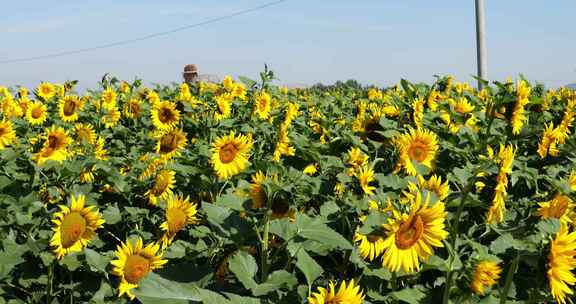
<box><xmin>1</xmin><ymin>0</ymin><xmax>575</xmax><ymax>89</ymax></box>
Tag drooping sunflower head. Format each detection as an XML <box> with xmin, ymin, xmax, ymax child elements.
<box><xmin>214</xmin><ymin>93</ymin><xmax>232</xmax><ymax>121</ymax></box>
<box><xmin>308</xmin><ymin>279</ymin><xmax>365</xmax><ymax>304</ymax></box>
<box><xmin>36</xmin><ymin>82</ymin><xmax>56</xmax><ymax>100</ymax></box>
<box><xmin>50</xmin><ymin>193</ymin><xmax>105</xmax><ymax>259</ymax></box>
<box><xmin>58</xmin><ymin>95</ymin><xmax>84</xmax><ymax>122</ymax></box>
<box><xmin>151</xmin><ymin>101</ymin><xmax>180</xmax><ymax>130</ymax></box>
<box><xmin>470</xmin><ymin>260</ymin><xmax>502</xmax><ymax>295</ymax></box>
<box><xmin>250</xmin><ymin>171</ymin><xmax>268</xmax><ymax>209</ymax></box>
<box><xmin>155</xmin><ymin>128</ymin><xmax>187</xmax><ymax>159</ymax></box>
<box><xmin>382</xmin><ymin>191</ymin><xmax>448</xmax><ymax>273</ymax></box>
<box><xmin>354</xmin><ymin>204</ymin><xmax>387</xmax><ymax>262</ymax></box>
<box><xmin>25</xmin><ymin>101</ymin><xmax>48</xmax><ymax>125</ymax></box>
<box><xmin>396</xmin><ymin>128</ymin><xmax>439</xmax><ymax>176</ymax></box>
<box><xmin>270</xmin><ymin>192</ymin><xmax>295</xmax><ymax>220</ymax></box>
<box><xmin>111</xmin><ymin>237</ymin><xmax>167</xmax><ymax>300</ymax></box>
<box><xmin>0</xmin><ymin>118</ymin><xmax>17</xmax><ymax>150</ymax></box>
<box><xmin>355</xmin><ymin>166</ymin><xmax>376</xmax><ymax>196</ymax></box>
<box><xmin>347</xmin><ymin>147</ymin><xmax>369</xmax><ymax>174</ymax></box>
<box><xmin>547</xmin><ymin>224</ymin><xmax>576</xmax><ymax>304</ymax></box>
<box><xmin>211</xmin><ymin>131</ymin><xmax>253</xmax><ymax>180</ymax></box>
<box><xmin>416</xmin><ymin>174</ymin><xmax>451</xmax><ymax>201</ymax></box>
<box><xmin>145</xmin><ymin>169</ymin><xmax>176</xmax><ymax>206</ymax></box>
<box><xmin>159</xmin><ymin>194</ymin><xmax>198</xmax><ymax>247</ymax></box>
<box><xmin>538</xmin><ymin>193</ymin><xmax>575</xmax><ymax>226</ymax></box>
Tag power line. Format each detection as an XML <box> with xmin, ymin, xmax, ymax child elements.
<box><xmin>0</xmin><ymin>0</ymin><xmax>288</xmax><ymax>64</ymax></box>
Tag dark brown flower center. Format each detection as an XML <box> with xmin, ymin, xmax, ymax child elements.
<box><xmin>395</xmin><ymin>215</ymin><xmax>424</xmax><ymax>250</ymax></box>
<box><xmin>60</xmin><ymin>212</ymin><xmax>87</xmax><ymax>248</ymax></box>
<box><xmin>124</xmin><ymin>255</ymin><xmax>151</xmax><ymax>284</ymax></box>
<box><xmin>63</xmin><ymin>100</ymin><xmax>76</xmax><ymax>116</ymax></box>
<box><xmin>219</xmin><ymin>143</ymin><xmax>238</xmax><ymax>164</ymax></box>
<box><xmin>408</xmin><ymin>141</ymin><xmax>428</xmax><ymax>162</ymax></box>
<box><xmin>159</xmin><ymin>133</ymin><xmax>179</xmax><ymax>154</ymax></box>
<box><xmin>158</xmin><ymin>107</ymin><xmax>175</xmax><ymax>123</ymax></box>
<box><xmin>32</xmin><ymin>106</ymin><xmax>43</xmax><ymax>119</ymax></box>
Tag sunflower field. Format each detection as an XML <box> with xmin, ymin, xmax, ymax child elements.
<box><xmin>0</xmin><ymin>70</ymin><xmax>575</xmax><ymax>304</ymax></box>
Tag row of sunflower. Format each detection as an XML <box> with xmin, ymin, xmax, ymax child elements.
<box><xmin>0</xmin><ymin>73</ymin><xmax>575</xmax><ymax>303</ymax></box>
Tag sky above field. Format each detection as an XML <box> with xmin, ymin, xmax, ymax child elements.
<box><xmin>1</xmin><ymin>0</ymin><xmax>575</xmax><ymax>89</ymax></box>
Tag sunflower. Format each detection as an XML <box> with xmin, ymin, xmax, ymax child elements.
<box><xmin>111</xmin><ymin>237</ymin><xmax>167</xmax><ymax>300</ymax></box>
<box><xmin>211</xmin><ymin>131</ymin><xmax>253</xmax><ymax>179</ymax></box>
<box><xmin>58</xmin><ymin>95</ymin><xmax>84</xmax><ymax>122</ymax></box>
<box><xmin>547</xmin><ymin>224</ymin><xmax>576</xmax><ymax>304</ymax></box>
<box><xmin>355</xmin><ymin>166</ymin><xmax>376</xmax><ymax>196</ymax></box>
<box><xmin>119</xmin><ymin>81</ymin><xmax>131</xmax><ymax>94</ymax></box>
<box><xmin>510</xmin><ymin>80</ymin><xmax>531</xmax><ymax>135</ymax></box>
<box><xmin>94</xmin><ymin>136</ymin><xmax>109</xmax><ymax>160</ymax></box>
<box><xmin>231</xmin><ymin>83</ymin><xmax>247</xmax><ymax>100</ymax></box>
<box><xmin>151</xmin><ymin>101</ymin><xmax>180</xmax><ymax>130</ymax></box>
<box><xmin>453</xmin><ymin>97</ymin><xmax>475</xmax><ymax>114</ymax></box>
<box><xmin>254</xmin><ymin>91</ymin><xmax>272</xmax><ymax>120</ymax></box>
<box><xmin>470</xmin><ymin>260</ymin><xmax>502</xmax><ymax>295</ymax></box>
<box><xmin>416</xmin><ymin>174</ymin><xmax>451</xmax><ymax>201</ymax></box>
<box><xmin>487</xmin><ymin>144</ymin><xmax>515</xmax><ymax>224</ymax></box>
<box><xmin>74</xmin><ymin>123</ymin><xmax>96</xmax><ymax>145</ymax></box>
<box><xmin>79</xmin><ymin>165</ymin><xmax>96</xmax><ymax>183</ymax></box>
<box><xmin>123</xmin><ymin>97</ymin><xmax>143</xmax><ymax>119</ymax></box>
<box><xmin>177</xmin><ymin>83</ymin><xmax>192</xmax><ymax>101</ymax></box>
<box><xmin>33</xmin><ymin>126</ymin><xmax>71</xmax><ymax>165</ymax></box>
<box><xmin>250</xmin><ymin>171</ymin><xmax>268</xmax><ymax>209</ymax></box>
<box><xmin>36</xmin><ymin>82</ymin><xmax>56</xmax><ymax>100</ymax></box>
<box><xmin>538</xmin><ymin>193</ymin><xmax>575</xmax><ymax>226</ymax></box>
<box><xmin>347</xmin><ymin>147</ymin><xmax>369</xmax><ymax>175</ymax></box>
<box><xmin>159</xmin><ymin>194</ymin><xmax>198</xmax><ymax>247</ymax></box>
<box><xmin>101</xmin><ymin>106</ymin><xmax>121</xmax><ymax>128</ymax></box>
<box><xmin>303</xmin><ymin>163</ymin><xmax>318</xmax><ymax>175</ymax></box>
<box><xmin>50</xmin><ymin>194</ymin><xmax>105</xmax><ymax>259</ymax></box>
<box><xmin>396</xmin><ymin>128</ymin><xmax>439</xmax><ymax>176</ymax></box>
<box><xmin>354</xmin><ymin>203</ymin><xmax>387</xmax><ymax>262</ymax></box>
<box><xmin>145</xmin><ymin>169</ymin><xmax>176</xmax><ymax>206</ymax></box>
<box><xmin>381</xmin><ymin>191</ymin><xmax>449</xmax><ymax>273</ymax></box>
<box><xmin>214</xmin><ymin>94</ymin><xmax>232</xmax><ymax>121</ymax></box>
<box><xmin>100</xmin><ymin>87</ymin><xmax>117</xmax><ymax>109</ymax></box>
<box><xmin>0</xmin><ymin>119</ymin><xmax>17</xmax><ymax>149</ymax></box>
<box><xmin>569</xmin><ymin>171</ymin><xmax>576</xmax><ymax>191</ymax></box>
<box><xmin>308</xmin><ymin>279</ymin><xmax>364</xmax><ymax>304</ymax></box>
<box><xmin>155</xmin><ymin>128</ymin><xmax>187</xmax><ymax>159</ymax></box>
<box><xmin>25</xmin><ymin>101</ymin><xmax>48</xmax><ymax>125</ymax></box>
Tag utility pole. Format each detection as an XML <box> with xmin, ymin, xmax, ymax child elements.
<box><xmin>475</xmin><ymin>0</ymin><xmax>487</xmax><ymax>89</ymax></box>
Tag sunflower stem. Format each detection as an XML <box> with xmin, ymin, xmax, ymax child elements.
<box><xmin>46</xmin><ymin>260</ymin><xmax>54</xmax><ymax>304</ymax></box>
<box><xmin>390</xmin><ymin>272</ymin><xmax>397</xmax><ymax>291</ymax></box>
<box><xmin>499</xmin><ymin>253</ymin><xmax>519</xmax><ymax>304</ymax></box>
<box><xmin>260</xmin><ymin>213</ymin><xmax>270</xmax><ymax>283</ymax></box>
<box><xmin>443</xmin><ymin>184</ymin><xmax>472</xmax><ymax>304</ymax></box>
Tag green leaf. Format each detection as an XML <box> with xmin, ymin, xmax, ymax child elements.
<box><xmin>294</xmin><ymin>250</ymin><xmax>323</xmax><ymax>286</ymax></box>
<box><xmin>134</xmin><ymin>272</ymin><xmax>202</xmax><ymax>303</ymax></box>
<box><xmin>537</xmin><ymin>218</ymin><xmax>560</xmax><ymax>235</ymax></box>
<box><xmin>252</xmin><ymin>270</ymin><xmax>298</xmax><ymax>296</ymax></box>
<box><xmin>215</xmin><ymin>192</ymin><xmax>247</xmax><ymax>211</ymax></box>
<box><xmin>102</xmin><ymin>205</ymin><xmax>121</xmax><ymax>225</ymax></box>
<box><xmin>228</xmin><ymin>251</ymin><xmax>258</xmax><ymax>290</ymax></box>
<box><xmin>358</xmin><ymin>211</ymin><xmax>389</xmax><ymax>235</ymax></box>
<box><xmin>390</xmin><ymin>286</ymin><xmax>427</xmax><ymax>304</ymax></box>
<box><xmin>376</xmin><ymin>174</ymin><xmax>408</xmax><ymax>190</ymax></box>
<box><xmin>85</xmin><ymin>248</ymin><xmax>109</xmax><ymax>273</ymax></box>
<box><xmin>296</xmin><ymin>214</ymin><xmax>352</xmax><ymax>250</ymax></box>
